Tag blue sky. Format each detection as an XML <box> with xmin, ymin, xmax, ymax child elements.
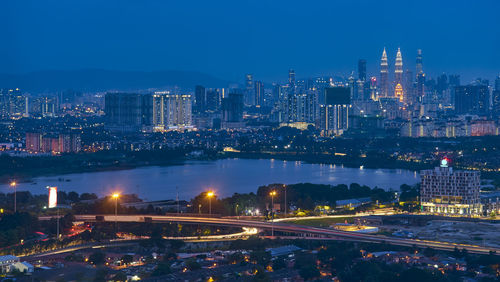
<box><xmin>2</xmin><ymin>0</ymin><xmax>499</xmax><ymax>83</ymax></box>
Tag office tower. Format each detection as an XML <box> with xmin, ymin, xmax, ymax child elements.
<box><xmin>26</xmin><ymin>132</ymin><xmax>42</xmax><ymax>152</ymax></box>
<box><xmin>358</xmin><ymin>59</ymin><xmax>366</xmax><ymax>81</ymax></box>
<box><xmin>394</xmin><ymin>47</ymin><xmax>404</xmax><ymax>101</ymax></box>
<box><xmin>8</xmin><ymin>88</ymin><xmax>28</xmax><ymax>117</ymax></box>
<box><xmin>153</xmin><ymin>92</ymin><xmax>192</xmax><ymax>128</ymax></box>
<box><xmin>194</xmin><ymin>85</ymin><xmax>206</xmax><ymax>113</ymax></box>
<box><xmin>369</xmin><ymin>77</ymin><xmax>378</xmax><ymax>101</ymax></box>
<box><xmin>288</xmin><ymin>69</ymin><xmax>296</xmax><ymax>89</ymax></box>
<box><xmin>379</xmin><ymin>48</ymin><xmax>389</xmax><ymax>98</ymax></box>
<box><xmin>104</xmin><ymin>93</ymin><xmax>152</xmax><ymax>131</ymax></box>
<box><xmin>415</xmin><ymin>49</ymin><xmax>425</xmax><ymax>101</ymax></box>
<box><xmin>420</xmin><ymin>160</ymin><xmax>481</xmax><ymax>216</ymax></box>
<box><xmin>254</xmin><ymin>81</ymin><xmax>264</xmax><ymax>106</ymax></box>
<box><xmin>0</xmin><ymin>89</ymin><xmax>8</xmax><ymax>118</ymax></box>
<box><xmin>495</xmin><ymin>76</ymin><xmax>500</xmax><ymax>91</ymax></box>
<box><xmin>245</xmin><ymin>74</ymin><xmax>255</xmax><ymax>105</ymax></box>
<box><xmin>416</xmin><ymin>49</ymin><xmax>423</xmax><ymax>74</ymax></box>
<box><xmin>222</xmin><ymin>92</ymin><xmax>244</xmax><ymax>123</ymax></box>
<box><xmin>205</xmin><ymin>88</ymin><xmax>220</xmax><ymax>111</ymax></box>
<box><xmin>320</xmin><ymin>87</ymin><xmax>351</xmax><ymax>136</ymax></box>
<box><xmin>404</xmin><ymin>69</ymin><xmax>414</xmax><ymax>104</ymax></box>
<box><xmin>454</xmin><ymin>85</ymin><xmax>489</xmax><ymax>115</ymax></box>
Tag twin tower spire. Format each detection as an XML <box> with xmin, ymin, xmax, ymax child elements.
<box><xmin>379</xmin><ymin>47</ymin><xmax>404</xmax><ymax>102</ymax></box>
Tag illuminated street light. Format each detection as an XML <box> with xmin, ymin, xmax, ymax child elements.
<box><xmin>269</xmin><ymin>190</ymin><xmax>277</xmax><ymax>237</ymax></box>
<box><xmin>207</xmin><ymin>191</ymin><xmax>215</xmax><ymax>216</ymax></box>
<box><xmin>10</xmin><ymin>181</ymin><xmax>17</xmax><ymax>213</ymax></box>
<box><xmin>112</xmin><ymin>193</ymin><xmax>120</xmax><ymax>234</ymax></box>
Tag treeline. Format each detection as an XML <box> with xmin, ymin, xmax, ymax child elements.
<box><xmin>187</xmin><ymin>183</ymin><xmax>409</xmax><ymax>216</ymax></box>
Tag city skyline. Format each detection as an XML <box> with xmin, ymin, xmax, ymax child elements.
<box><xmin>2</xmin><ymin>0</ymin><xmax>500</xmax><ymax>83</ymax></box>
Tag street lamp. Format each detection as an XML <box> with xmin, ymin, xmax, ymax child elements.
<box><xmin>10</xmin><ymin>181</ymin><xmax>17</xmax><ymax>213</ymax></box>
<box><xmin>269</xmin><ymin>190</ymin><xmax>277</xmax><ymax>237</ymax></box>
<box><xmin>112</xmin><ymin>193</ymin><xmax>120</xmax><ymax>234</ymax></box>
<box><xmin>206</xmin><ymin>191</ymin><xmax>214</xmax><ymax>216</ymax></box>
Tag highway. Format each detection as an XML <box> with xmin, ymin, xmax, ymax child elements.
<box><xmin>40</xmin><ymin>214</ymin><xmax>500</xmax><ymax>255</ymax></box>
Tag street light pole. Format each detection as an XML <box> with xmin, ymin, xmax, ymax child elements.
<box><xmin>10</xmin><ymin>182</ymin><xmax>17</xmax><ymax>213</ymax></box>
<box><xmin>207</xmin><ymin>191</ymin><xmax>214</xmax><ymax>216</ymax></box>
<box><xmin>270</xmin><ymin>190</ymin><xmax>277</xmax><ymax>237</ymax></box>
<box><xmin>112</xmin><ymin>193</ymin><xmax>120</xmax><ymax>235</ymax></box>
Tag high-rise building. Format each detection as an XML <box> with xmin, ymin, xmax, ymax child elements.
<box><xmin>194</xmin><ymin>85</ymin><xmax>206</xmax><ymax>113</ymax></box>
<box><xmin>104</xmin><ymin>93</ymin><xmax>153</xmax><ymax>131</ymax></box>
<box><xmin>415</xmin><ymin>49</ymin><xmax>425</xmax><ymax>102</ymax></box>
<box><xmin>379</xmin><ymin>48</ymin><xmax>389</xmax><ymax>98</ymax></box>
<box><xmin>288</xmin><ymin>69</ymin><xmax>296</xmax><ymax>89</ymax></box>
<box><xmin>205</xmin><ymin>88</ymin><xmax>220</xmax><ymax>112</ymax></box>
<box><xmin>420</xmin><ymin>159</ymin><xmax>481</xmax><ymax>216</ymax></box>
<box><xmin>245</xmin><ymin>74</ymin><xmax>255</xmax><ymax>105</ymax></box>
<box><xmin>320</xmin><ymin>87</ymin><xmax>351</xmax><ymax>136</ymax></box>
<box><xmin>358</xmin><ymin>59</ymin><xmax>366</xmax><ymax>81</ymax></box>
<box><xmin>454</xmin><ymin>85</ymin><xmax>489</xmax><ymax>115</ymax></box>
<box><xmin>153</xmin><ymin>92</ymin><xmax>192</xmax><ymax>129</ymax></box>
<box><xmin>254</xmin><ymin>81</ymin><xmax>264</xmax><ymax>106</ymax></box>
<box><xmin>0</xmin><ymin>89</ymin><xmax>9</xmax><ymax>118</ymax></box>
<box><xmin>222</xmin><ymin>92</ymin><xmax>244</xmax><ymax>126</ymax></box>
<box><xmin>369</xmin><ymin>77</ymin><xmax>378</xmax><ymax>101</ymax></box>
<box><xmin>2</xmin><ymin>88</ymin><xmax>28</xmax><ymax>118</ymax></box>
<box><xmin>394</xmin><ymin>48</ymin><xmax>403</xmax><ymax>86</ymax></box>
<box><xmin>26</xmin><ymin>132</ymin><xmax>42</xmax><ymax>152</ymax></box>
<box><xmin>495</xmin><ymin>76</ymin><xmax>500</xmax><ymax>91</ymax></box>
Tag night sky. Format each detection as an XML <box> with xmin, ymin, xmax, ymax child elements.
<box><xmin>2</xmin><ymin>0</ymin><xmax>499</xmax><ymax>83</ymax></box>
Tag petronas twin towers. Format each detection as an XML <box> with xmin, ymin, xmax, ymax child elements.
<box><xmin>379</xmin><ymin>47</ymin><xmax>405</xmax><ymax>102</ymax></box>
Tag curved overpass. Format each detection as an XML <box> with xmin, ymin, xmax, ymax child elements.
<box><xmin>40</xmin><ymin>214</ymin><xmax>500</xmax><ymax>255</ymax></box>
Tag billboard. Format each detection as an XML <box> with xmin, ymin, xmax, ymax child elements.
<box><xmin>48</xmin><ymin>186</ymin><xmax>57</xmax><ymax>208</ymax></box>
<box><xmin>325</xmin><ymin>87</ymin><xmax>351</xmax><ymax>105</ymax></box>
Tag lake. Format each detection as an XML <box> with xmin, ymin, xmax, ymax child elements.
<box><xmin>0</xmin><ymin>158</ymin><xmax>419</xmax><ymax>201</ymax></box>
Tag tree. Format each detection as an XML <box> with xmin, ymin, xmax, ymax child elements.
<box><xmin>89</xmin><ymin>251</ymin><xmax>106</xmax><ymax>265</ymax></box>
<box><xmin>151</xmin><ymin>262</ymin><xmax>172</xmax><ymax>276</ymax></box>
<box><xmin>112</xmin><ymin>272</ymin><xmax>127</xmax><ymax>282</ymax></box>
<box><xmin>250</xmin><ymin>250</ymin><xmax>271</xmax><ymax>266</ymax></box>
<box><xmin>299</xmin><ymin>264</ymin><xmax>320</xmax><ymax>281</ymax></box>
<box><xmin>186</xmin><ymin>259</ymin><xmax>201</xmax><ymax>271</ymax></box>
<box><xmin>272</xmin><ymin>257</ymin><xmax>287</xmax><ymax>270</ymax></box>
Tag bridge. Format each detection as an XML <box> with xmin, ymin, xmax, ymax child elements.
<box><xmin>39</xmin><ymin>214</ymin><xmax>500</xmax><ymax>255</ymax></box>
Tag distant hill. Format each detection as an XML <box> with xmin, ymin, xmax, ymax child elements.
<box><xmin>0</xmin><ymin>69</ymin><xmax>232</xmax><ymax>92</ymax></box>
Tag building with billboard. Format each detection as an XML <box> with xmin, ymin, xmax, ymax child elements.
<box><xmin>420</xmin><ymin>159</ymin><xmax>481</xmax><ymax>216</ymax></box>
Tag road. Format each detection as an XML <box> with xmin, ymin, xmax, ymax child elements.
<box><xmin>39</xmin><ymin>214</ymin><xmax>500</xmax><ymax>255</ymax></box>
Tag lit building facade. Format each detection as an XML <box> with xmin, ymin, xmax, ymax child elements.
<box><xmin>420</xmin><ymin>160</ymin><xmax>481</xmax><ymax>216</ymax></box>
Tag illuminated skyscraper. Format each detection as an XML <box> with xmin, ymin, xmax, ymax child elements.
<box><xmin>288</xmin><ymin>69</ymin><xmax>296</xmax><ymax>89</ymax></box>
<box><xmin>254</xmin><ymin>80</ymin><xmax>264</xmax><ymax>106</ymax></box>
<box><xmin>379</xmin><ymin>48</ymin><xmax>389</xmax><ymax>98</ymax></box>
<box><xmin>416</xmin><ymin>49</ymin><xmax>425</xmax><ymax>101</ymax></box>
<box><xmin>245</xmin><ymin>74</ymin><xmax>255</xmax><ymax>105</ymax></box>
<box><xmin>394</xmin><ymin>47</ymin><xmax>404</xmax><ymax>100</ymax></box>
